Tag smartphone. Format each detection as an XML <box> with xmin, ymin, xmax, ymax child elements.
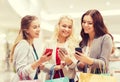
<box><xmin>75</xmin><ymin>47</ymin><xmax>82</xmax><ymax>55</ymax></box>
<box><xmin>59</xmin><ymin>47</ymin><xmax>67</xmax><ymax>55</ymax></box>
<box><xmin>44</xmin><ymin>48</ymin><xmax>53</xmax><ymax>56</ymax></box>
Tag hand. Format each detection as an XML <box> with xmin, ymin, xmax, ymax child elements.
<box><xmin>74</xmin><ymin>51</ymin><xmax>93</xmax><ymax>65</ymax></box>
<box><xmin>59</xmin><ymin>48</ymin><xmax>73</xmax><ymax>66</ymax></box>
<box><xmin>60</xmin><ymin>61</ymin><xmax>66</xmax><ymax>68</ymax></box>
<box><xmin>32</xmin><ymin>53</ymin><xmax>52</xmax><ymax>70</ymax></box>
<box><xmin>58</xmin><ymin>48</ymin><xmax>68</xmax><ymax>61</ymax></box>
<box><xmin>74</xmin><ymin>51</ymin><xmax>82</xmax><ymax>60</ymax></box>
<box><xmin>39</xmin><ymin>64</ymin><xmax>44</xmax><ymax>70</ymax></box>
<box><xmin>38</xmin><ymin>52</ymin><xmax>52</xmax><ymax>64</ymax></box>
<box><xmin>78</xmin><ymin>62</ymin><xmax>85</xmax><ymax>69</ymax></box>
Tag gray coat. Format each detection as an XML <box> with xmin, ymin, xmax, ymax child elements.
<box><xmin>79</xmin><ymin>34</ymin><xmax>113</xmax><ymax>73</ymax></box>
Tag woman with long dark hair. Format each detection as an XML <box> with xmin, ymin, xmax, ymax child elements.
<box><xmin>75</xmin><ymin>9</ymin><xmax>114</xmax><ymax>74</ymax></box>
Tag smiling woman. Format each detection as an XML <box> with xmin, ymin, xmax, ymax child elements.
<box><xmin>10</xmin><ymin>15</ymin><xmax>52</xmax><ymax>81</ymax></box>
<box><xmin>41</xmin><ymin>16</ymin><xmax>79</xmax><ymax>82</ymax></box>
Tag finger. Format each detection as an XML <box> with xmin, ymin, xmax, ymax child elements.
<box><xmin>45</xmin><ymin>52</ymin><xmax>52</xmax><ymax>57</ymax></box>
<box><xmin>60</xmin><ymin>48</ymin><xmax>68</xmax><ymax>55</ymax></box>
<box><xmin>75</xmin><ymin>51</ymin><xmax>82</xmax><ymax>56</ymax></box>
<box><xmin>59</xmin><ymin>51</ymin><xmax>64</xmax><ymax>59</ymax></box>
<box><xmin>59</xmin><ymin>49</ymin><xmax>65</xmax><ymax>56</ymax></box>
<box><xmin>59</xmin><ymin>51</ymin><xmax>65</xmax><ymax>61</ymax></box>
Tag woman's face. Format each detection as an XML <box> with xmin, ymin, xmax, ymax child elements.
<box><xmin>58</xmin><ymin>18</ymin><xmax>72</xmax><ymax>39</ymax></box>
<box><xmin>82</xmin><ymin>15</ymin><xmax>94</xmax><ymax>35</ymax></box>
<box><xmin>26</xmin><ymin>19</ymin><xmax>40</xmax><ymax>39</ymax></box>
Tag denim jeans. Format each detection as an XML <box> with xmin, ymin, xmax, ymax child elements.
<box><xmin>69</xmin><ymin>79</ymin><xmax>74</xmax><ymax>82</ymax></box>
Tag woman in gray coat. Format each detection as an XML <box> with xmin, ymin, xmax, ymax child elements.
<box><xmin>75</xmin><ymin>9</ymin><xmax>114</xmax><ymax>74</ymax></box>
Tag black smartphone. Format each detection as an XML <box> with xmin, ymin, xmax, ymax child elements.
<box><xmin>75</xmin><ymin>47</ymin><xmax>82</xmax><ymax>55</ymax></box>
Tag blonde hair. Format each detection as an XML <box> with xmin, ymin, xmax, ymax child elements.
<box><xmin>52</xmin><ymin>16</ymin><xmax>79</xmax><ymax>55</ymax></box>
<box><xmin>10</xmin><ymin>15</ymin><xmax>38</xmax><ymax>62</ymax></box>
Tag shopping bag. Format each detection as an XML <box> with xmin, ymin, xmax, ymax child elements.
<box><xmin>45</xmin><ymin>65</ymin><xmax>69</xmax><ymax>82</ymax></box>
<box><xmin>45</xmin><ymin>77</ymin><xmax>69</xmax><ymax>82</ymax></box>
<box><xmin>79</xmin><ymin>72</ymin><xmax>117</xmax><ymax>82</ymax></box>
<box><xmin>18</xmin><ymin>80</ymin><xmax>41</xmax><ymax>82</ymax></box>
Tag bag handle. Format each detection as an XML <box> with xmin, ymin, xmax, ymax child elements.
<box><xmin>93</xmin><ymin>61</ymin><xmax>107</xmax><ymax>74</ymax></box>
<box><xmin>98</xmin><ymin>61</ymin><xmax>107</xmax><ymax>74</ymax></box>
<box><xmin>32</xmin><ymin>44</ymin><xmax>40</xmax><ymax>79</ymax></box>
<box><xmin>49</xmin><ymin>65</ymin><xmax>61</xmax><ymax>80</ymax></box>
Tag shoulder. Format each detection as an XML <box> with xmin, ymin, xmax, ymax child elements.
<box><xmin>101</xmin><ymin>34</ymin><xmax>112</xmax><ymax>42</ymax></box>
<box><xmin>18</xmin><ymin>40</ymin><xmax>29</xmax><ymax>45</ymax></box>
<box><xmin>102</xmin><ymin>34</ymin><xmax>111</xmax><ymax>39</ymax></box>
<box><xmin>16</xmin><ymin>40</ymin><xmax>30</xmax><ymax>49</ymax></box>
<box><xmin>98</xmin><ymin>34</ymin><xmax>113</xmax><ymax>45</ymax></box>
<box><xmin>96</xmin><ymin>34</ymin><xmax>112</xmax><ymax>40</ymax></box>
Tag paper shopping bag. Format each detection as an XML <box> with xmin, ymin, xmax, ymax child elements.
<box><xmin>79</xmin><ymin>72</ymin><xmax>117</xmax><ymax>82</ymax></box>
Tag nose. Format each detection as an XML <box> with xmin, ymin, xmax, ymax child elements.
<box><xmin>37</xmin><ymin>27</ymin><xmax>40</xmax><ymax>32</ymax></box>
<box><xmin>65</xmin><ymin>27</ymin><xmax>70</xmax><ymax>31</ymax></box>
<box><xmin>84</xmin><ymin>22</ymin><xmax>88</xmax><ymax>26</ymax></box>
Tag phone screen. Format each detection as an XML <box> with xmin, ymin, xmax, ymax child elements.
<box><xmin>44</xmin><ymin>48</ymin><xmax>53</xmax><ymax>56</ymax></box>
<box><xmin>75</xmin><ymin>47</ymin><xmax>82</xmax><ymax>55</ymax></box>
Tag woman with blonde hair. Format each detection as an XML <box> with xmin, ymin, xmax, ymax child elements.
<box><xmin>42</xmin><ymin>16</ymin><xmax>79</xmax><ymax>82</ymax></box>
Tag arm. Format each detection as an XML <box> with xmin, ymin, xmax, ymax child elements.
<box><xmin>14</xmin><ymin>40</ymin><xmax>47</xmax><ymax>79</ymax></box>
<box><xmin>91</xmin><ymin>34</ymin><xmax>113</xmax><ymax>69</ymax></box>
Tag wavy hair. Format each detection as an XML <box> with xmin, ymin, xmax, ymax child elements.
<box><xmin>52</xmin><ymin>16</ymin><xmax>79</xmax><ymax>54</ymax></box>
<box><xmin>79</xmin><ymin>9</ymin><xmax>114</xmax><ymax>53</ymax></box>
<box><xmin>80</xmin><ymin>9</ymin><xmax>113</xmax><ymax>46</ymax></box>
<box><xmin>10</xmin><ymin>15</ymin><xmax>38</xmax><ymax>62</ymax></box>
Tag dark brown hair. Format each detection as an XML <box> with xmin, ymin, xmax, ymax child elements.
<box><xmin>80</xmin><ymin>9</ymin><xmax>113</xmax><ymax>47</ymax></box>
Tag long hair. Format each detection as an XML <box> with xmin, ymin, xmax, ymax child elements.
<box><xmin>80</xmin><ymin>9</ymin><xmax>113</xmax><ymax>47</ymax></box>
<box><xmin>52</xmin><ymin>16</ymin><xmax>79</xmax><ymax>55</ymax></box>
<box><xmin>10</xmin><ymin>15</ymin><xmax>38</xmax><ymax>62</ymax></box>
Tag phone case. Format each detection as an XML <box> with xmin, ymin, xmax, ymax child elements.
<box><xmin>44</xmin><ymin>48</ymin><xmax>53</xmax><ymax>56</ymax></box>
<box><xmin>75</xmin><ymin>47</ymin><xmax>82</xmax><ymax>56</ymax></box>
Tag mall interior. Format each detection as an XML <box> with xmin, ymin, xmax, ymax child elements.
<box><xmin>0</xmin><ymin>0</ymin><xmax>120</xmax><ymax>82</ymax></box>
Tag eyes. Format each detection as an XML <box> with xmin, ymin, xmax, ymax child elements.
<box><xmin>32</xmin><ymin>25</ymin><xmax>40</xmax><ymax>29</ymax></box>
<box><xmin>82</xmin><ymin>21</ymin><xmax>93</xmax><ymax>26</ymax></box>
<box><xmin>62</xmin><ymin>24</ymin><xmax>72</xmax><ymax>29</ymax></box>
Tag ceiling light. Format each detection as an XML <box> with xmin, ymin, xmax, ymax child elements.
<box><xmin>106</xmin><ymin>1</ymin><xmax>110</xmax><ymax>6</ymax></box>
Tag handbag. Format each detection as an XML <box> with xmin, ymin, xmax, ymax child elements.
<box><xmin>45</xmin><ymin>65</ymin><xmax>69</xmax><ymax>82</ymax></box>
<box><xmin>79</xmin><ymin>72</ymin><xmax>117</xmax><ymax>82</ymax></box>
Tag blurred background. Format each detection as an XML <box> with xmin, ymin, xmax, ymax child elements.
<box><xmin>0</xmin><ymin>0</ymin><xmax>120</xmax><ymax>82</ymax></box>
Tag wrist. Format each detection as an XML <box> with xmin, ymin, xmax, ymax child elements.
<box><xmin>65</xmin><ymin>58</ymin><xmax>73</xmax><ymax>66</ymax></box>
<box><xmin>31</xmin><ymin>60</ymin><xmax>41</xmax><ymax>70</ymax></box>
<box><xmin>54</xmin><ymin>65</ymin><xmax>61</xmax><ymax>70</ymax></box>
<box><xmin>88</xmin><ymin>58</ymin><xmax>94</xmax><ymax>66</ymax></box>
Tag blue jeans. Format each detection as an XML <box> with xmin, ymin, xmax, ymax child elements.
<box><xmin>69</xmin><ymin>79</ymin><xmax>74</xmax><ymax>82</ymax></box>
